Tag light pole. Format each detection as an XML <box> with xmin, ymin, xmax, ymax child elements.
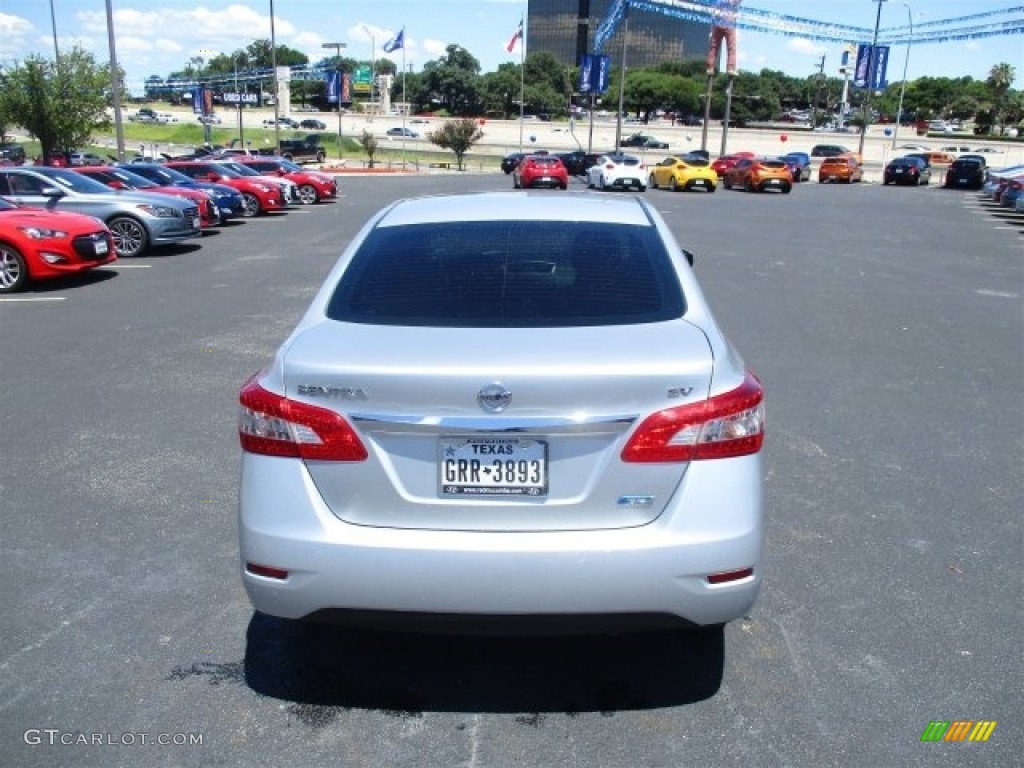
<box><xmin>234</xmin><ymin>54</ymin><xmax>245</xmax><ymax>147</ymax></box>
<box><xmin>49</xmin><ymin>0</ymin><xmax>60</xmax><ymax>63</ymax></box>
<box><xmin>270</xmin><ymin>0</ymin><xmax>280</xmax><ymax>153</ymax></box>
<box><xmin>857</xmin><ymin>0</ymin><xmax>887</xmax><ymax>158</ymax></box>
<box><xmin>104</xmin><ymin>0</ymin><xmax>125</xmax><ymax>161</ymax></box>
<box><xmin>322</xmin><ymin>42</ymin><xmax>348</xmax><ymax>158</ymax></box>
<box><xmin>892</xmin><ymin>3</ymin><xmax>913</xmax><ymax>147</ymax></box>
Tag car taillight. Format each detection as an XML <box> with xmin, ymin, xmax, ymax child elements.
<box><xmin>238</xmin><ymin>375</ymin><xmax>368</xmax><ymax>461</ymax></box>
<box><xmin>621</xmin><ymin>371</ymin><xmax>764</xmax><ymax>462</ymax></box>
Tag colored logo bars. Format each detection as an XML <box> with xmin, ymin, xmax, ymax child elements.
<box><xmin>920</xmin><ymin>720</ymin><xmax>997</xmax><ymax>743</ymax></box>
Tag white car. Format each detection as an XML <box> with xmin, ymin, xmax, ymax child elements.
<box><xmin>198</xmin><ymin>115</ymin><xmax>223</xmax><ymax>125</ymax></box>
<box><xmin>237</xmin><ymin>191</ymin><xmax>765</xmax><ymax>631</ymax></box>
<box><xmin>586</xmin><ymin>153</ymin><xmax>647</xmax><ymax>192</ymax></box>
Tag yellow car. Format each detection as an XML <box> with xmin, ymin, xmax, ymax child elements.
<box><xmin>648</xmin><ymin>155</ymin><xmax>718</xmax><ymax>193</ymax></box>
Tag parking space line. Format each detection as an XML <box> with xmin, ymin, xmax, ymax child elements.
<box><xmin>0</xmin><ymin>296</ymin><xmax>67</xmax><ymax>303</ymax></box>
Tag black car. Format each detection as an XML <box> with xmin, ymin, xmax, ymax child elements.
<box><xmin>620</xmin><ymin>133</ymin><xmax>669</xmax><ymax>150</ymax></box>
<box><xmin>555</xmin><ymin>150</ymin><xmax>587</xmax><ymax>176</ymax></box>
<box><xmin>0</xmin><ymin>143</ymin><xmax>26</xmax><ymax>164</ymax></box>
<box><xmin>299</xmin><ymin>119</ymin><xmax>326</xmax><ymax>130</ymax></box>
<box><xmin>883</xmin><ymin>155</ymin><xmax>932</xmax><ymax>186</ymax></box>
<box><xmin>943</xmin><ymin>158</ymin><xmax>985</xmax><ymax>190</ymax></box>
<box><xmin>501</xmin><ymin>150</ymin><xmax>549</xmax><ymax>174</ymax></box>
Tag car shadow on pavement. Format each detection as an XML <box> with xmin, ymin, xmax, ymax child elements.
<box><xmin>242</xmin><ymin>611</ymin><xmax>724</xmax><ymax>714</ymax></box>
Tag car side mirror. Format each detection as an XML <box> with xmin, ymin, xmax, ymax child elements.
<box><xmin>682</xmin><ymin>249</ymin><xmax>695</xmax><ymax>267</ymax></box>
<box><xmin>107</xmin><ymin>180</ymin><xmax>127</xmax><ymax>190</ymax></box>
<box><xmin>40</xmin><ymin>185</ymin><xmax>64</xmax><ymax>198</ymax></box>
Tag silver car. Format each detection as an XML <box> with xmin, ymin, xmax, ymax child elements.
<box><xmin>0</xmin><ymin>167</ymin><xmax>200</xmax><ymax>257</ymax></box>
<box><xmin>239</xmin><ymin>192</ymin><xmax>765</xmax><ymax>631</ymax></box>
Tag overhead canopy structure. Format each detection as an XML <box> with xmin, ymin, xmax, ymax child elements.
<box><xmin>595</xmin><ymin>0</ymin><xmax>1024</xmax><ymax>52</ymax></box>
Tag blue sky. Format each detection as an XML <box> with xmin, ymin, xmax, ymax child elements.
<box><xmin>1</xmin><ymin>1</ymin><xmax>1020</xmax><ymax>93</ymax></box>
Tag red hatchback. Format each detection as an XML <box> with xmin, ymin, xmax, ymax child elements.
<box><xmin>73</xmin><ymin>166</ymin><xmax>220</xmax><ymax>228</ymax></box>
<box><xmin>165</xmin><ymin>161</ymin><xmax>285</xmax><ymax>217</ymax></box>
<box><xmin>513</xmin><ymin>155</ymin><xmax>569</xmax><ymax>190</ymax></box>
<box><xmin>234</xmin><ymin>157</ymin><xmax>338</xmax><ymax>205</ymax></box>
<box><xmin>0</xmin><ymin>196</ymin><xmax>115</xmax><ymax>293</ymax></box>
<box><xmin>711</xmin><ymin>151</ymin><xmax>755</xmax><ymax>177</ymax></box>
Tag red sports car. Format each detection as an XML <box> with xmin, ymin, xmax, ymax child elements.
<box><xmin>234</xmin><ymin>157</ymin><xmax>338</xmax><ymax>205</ymax></box>
<box><xmin>710</xmin><ymin>151</ymin><xmax>756</xmax><ymax>177</ymax></box>
<box><xmin>165</xmin><ymin>161</ymin><xmax>285</xmax><ymax>218</ymax></box>
<box><xmin>0</xmin><ymin>196</ymin><xmax>115</xmax><ymax>293</ymax></box>
<box><xmin>73</xmin><ymin>166</ymin><xmax>220</xmax><ymax>228</ymax></box>
<box><xmin>513</xmin><ymin>155</ymin><xmax>569</xmax><ymax>190</ymax></box>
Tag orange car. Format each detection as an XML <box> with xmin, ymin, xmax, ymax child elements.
<box><xmin>818</xmin><ymin>155</ymin><xmax>864</xmax><ymax>184</ymax></box>
<box><xmin>721</xmin><ymin>156</ymin><xmax>793</xmax><ymax>193</ymax></box>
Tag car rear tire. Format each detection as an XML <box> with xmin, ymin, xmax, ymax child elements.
<box><xmin>0</xmin><ymin>243</ymin><xmax>29</xmax><ymax>293</ymax></box>
<box><xmin>744</xmin><ymin>178</ymin><xmax>755</xmax><ymax>193</ymax></box>
<box><xmin>107</xmin><ymin>216</ymin><xmax>148</xmax><ymax>257</ymax></box>
<box><xmin>649</xmin><ymin>174</ymin><xmax>658</xmax><ymax>190</ymax></box>
<box><xmin>297</xmin><ymin>184</ymin><xmax>318</xmax><ymax>205</ymax></box>
<box><xmin>669</xmin><ymin>177</ymin><xmax>679</xmax><ymax>192</ymax></box>
<box><xmin>241</xmin><ymin>193</ymin><xmax>261</xmax><ymax>217</ymax></box>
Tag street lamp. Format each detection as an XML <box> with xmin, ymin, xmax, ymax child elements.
<box><xmin>322</xmin><ymin>42</ymin><xmax>348</xmax><ymax>158</ymax></box>
<box><xmin>234</xmin><ymin>54</ymin><xmax>245</xmax><ymax>147</ymax></box>
<box><xmin>857</xmin><ymin>0</ymin><xmax>887</xmax><ymax>158</ymax></box>
<box><xmin>270</xmin><ymin>0</ymin><xmax>279</xmax><ymax>153</ymax></box>
<box><xmin>892</xmin><ymin>3</ymin><xmax>913</xmax><ymax>147</ymax></box>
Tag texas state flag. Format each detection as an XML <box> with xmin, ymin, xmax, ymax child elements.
<box><xmin>506</xmin><ymin>18</ymin><xmax>523</xmax><ymax>53</ymax></box>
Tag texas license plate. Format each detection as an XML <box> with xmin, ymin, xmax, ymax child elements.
<box><xmin>94</xmin><ymin>240</ymin><xmax>108</xmax><ymax>255</ymax></box>
<box><xmin>439</xmin><ymin>437</ymin><xmax>547</xmax><ymax>497</ymax></box>
<box><xmin>193</xmin><ymin>217</ymin><xmax>201</xmax><ymax>229</ymax></box>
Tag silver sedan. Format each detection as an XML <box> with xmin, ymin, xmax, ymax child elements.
<box><xmin>0</xmin><ymin>167</ymin><xmax>200</xmax><ymax>257</ymax></box>
<box><xmin>238</xmin><ymin>191</ymin><xmax>765</xmax><ymax>632</ymax></box>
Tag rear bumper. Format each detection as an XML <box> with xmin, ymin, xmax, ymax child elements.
<box><xmin>239</xmin><ymin>453</ymin><xmax>763</xmax><ymax>628</ymax></box>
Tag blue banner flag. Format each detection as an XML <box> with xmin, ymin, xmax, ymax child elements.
<box><xmin>578</xmin><ymin>54</ymin><xmax>611</xmax><ymax>94</ymax></box>
<box><xmin>383</xmin><ymin>29</ymin><xmax>404</xmax><ymax>53</ymax></box>
<box><xmin>853</xmin><ymin>43</ymin><xmax>889</xmax><ymax>89</ymax></box>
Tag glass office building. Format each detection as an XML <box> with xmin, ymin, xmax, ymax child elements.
<box><xmin>528</xmin><ymin>0</ymin><xmax>710</xmax><ymax>69</ymax></box>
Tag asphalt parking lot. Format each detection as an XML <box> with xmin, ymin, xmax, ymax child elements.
<box><xmin>1</xmin><ymin>174</ymin><xmax>1021</xmax><ymax>767</ymax></box>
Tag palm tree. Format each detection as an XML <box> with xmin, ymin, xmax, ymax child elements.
<box><xmin>986</xmin><ymin>62</ymin><xmax>1016</xmax><ymax>135</ymax></box>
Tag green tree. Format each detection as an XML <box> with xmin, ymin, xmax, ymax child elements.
<box><xmin>422</xmin><ymin>45</ymin><xmax>482</xmax><ymax>115</ymax></box>
<box><xmin>426</xmin><ymin>117</ymin><xmax>484</xmax><ymax>170</ymax></box>
<box><xmin>479</xmin><ymin>63</ymin><xmax>523</xmax><ymax>118</ymax></box>
<box><xmin>360</xmin><ymin>128</ymin><xmax>379</xmax><ymax>167</ymax></box>
<box><xmin>987</xmin><ymin>62</ymin><xmax>1016</xmax><ymax>135</ymax></box>
<box><xmin>0</xmin><ymin>48</ymin><xmax>113</xmax><ymax>163</ymax></box>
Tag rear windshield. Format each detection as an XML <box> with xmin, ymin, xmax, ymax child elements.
<box><xmin>326</xmin><ymin>220</ymin><xmax>685</xmax><ymax>327</ymax></box>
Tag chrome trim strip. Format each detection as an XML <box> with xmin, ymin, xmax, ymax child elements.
<box><xmin>349</xmin><ymin>413</ymin><xmax>638</xmax><ymax>434</ymax></box>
